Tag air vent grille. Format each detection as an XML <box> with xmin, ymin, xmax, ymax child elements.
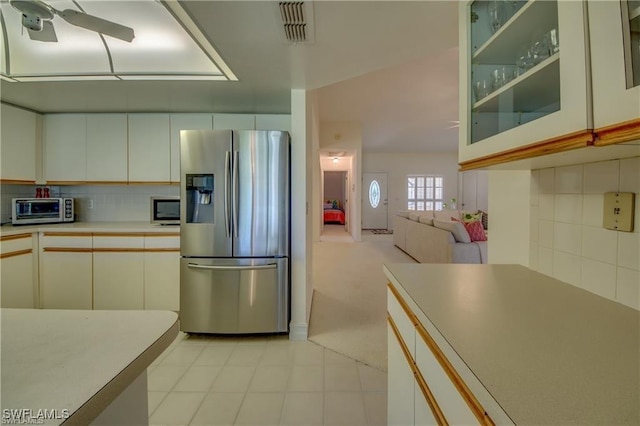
<box><xmin>279</xmin><ymin>2</ymin><xmax>307</xmax><ymax>42</ymax></box>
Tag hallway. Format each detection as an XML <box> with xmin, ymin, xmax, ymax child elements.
<box><xmin>308</xmin><ymin>234</ymin><xmax>416</xmax><ymax>371</ymax></box>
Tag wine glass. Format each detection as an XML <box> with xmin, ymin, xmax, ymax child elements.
<box><xmin>487</xmin><ymin>0</ymin><xmax>507</xmax><ymax>34</ymax></box>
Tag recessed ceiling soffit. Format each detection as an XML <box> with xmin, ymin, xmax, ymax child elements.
<box><xmin>0</xmin><ymin>0</ymin><xmax>237</xmax><ymax>82</ymax></box>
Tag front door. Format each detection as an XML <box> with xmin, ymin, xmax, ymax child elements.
<box><xmin>362</xmin><ymin>173</ymin><xmax>388</xmax><ymax>229</ymax></box>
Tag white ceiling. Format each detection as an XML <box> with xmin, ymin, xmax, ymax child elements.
<box><xmin>0</xmin><ymin>0</ymin><xmax>460</xmax><ymax>152</ymax></box>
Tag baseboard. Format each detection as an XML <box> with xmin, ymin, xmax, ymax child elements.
<box><xmin>289</xmin><ymin>322</ymin><xmax>308</xmax><ymax>340</ymax></box>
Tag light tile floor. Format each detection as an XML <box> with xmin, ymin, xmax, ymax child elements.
<box><xmin>148</xmin><ymin>332</ymin><xmax>387</xmax><ymax>426</ymax></box>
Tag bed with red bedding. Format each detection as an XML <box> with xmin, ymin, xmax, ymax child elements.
<box><xmin>323</xmin><ymin>209</ymin><xmax>345</xmax><ymax>224</ymax></box>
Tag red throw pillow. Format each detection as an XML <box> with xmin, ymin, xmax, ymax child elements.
<box><xmin>452</xmin><ymin>217</ymin><xmax>487</xmax><ymax>242</ymax></box>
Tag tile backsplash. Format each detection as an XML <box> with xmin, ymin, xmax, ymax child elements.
<box><xmin>0</xmin><ymin>184</ymin><xmax>179</xmax><ymax>224</ymax></box>
<box><xmin>529</xmin><ymin>157</ymin><xmax>640</xmax><ymax>310</ymax></box>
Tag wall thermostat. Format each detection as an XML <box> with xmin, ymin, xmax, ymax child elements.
<box><xmin>603</xmin><ymin>192</ymin><xmax>635</xmax><ymax>232</ymax></box>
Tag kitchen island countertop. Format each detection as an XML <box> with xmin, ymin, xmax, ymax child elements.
<box><xmin>1</xmin><ymin>309</ymin><xmax>178</xmax><ymax>425</ymax></box>
<box><xmin>384</xmin><ymin>263</ymin><xmax>639</xmax><ymax>425</ymax></box>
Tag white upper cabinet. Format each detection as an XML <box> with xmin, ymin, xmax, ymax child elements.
<box><xmin>128</xmin><ymin>114</ymin><xmax>171</xmax><ymax>183</ymax></box>
<box><xmin>588</xmin><ymin>0</ymin><xmax>640</xmax><ymax>133</ymax></box>
<box><xmin>255</xmin><ymin>114</ymin><xmax>291</xmax><ymax>132</ymax></box>
<box><xmin>44</xmin><ymin>114</ymin><xmax>87</xmax><ymax>182</ymax></box>
<box><xmin>213</xmin><ymin>114</ymin><xmax>256</xmax><ymax>130</ymax></box>
<box><xmin>459</xmin><ymin>0</ymin><xmax>591</xmax><ymax>166</ymax></box>
<box><xmin>86</xmin><ymin>114</ymin><xmax>128</xmax><ymax>182</ymax></box>
<box><xmin>170</xmin><ymin>114</ymin><xmax>213</xmax><ymax>183</ymax></box>
<box><xmin>0</xmin><ymin>104</ymin><xmax>37</xmax><ymax>183</ymax></box>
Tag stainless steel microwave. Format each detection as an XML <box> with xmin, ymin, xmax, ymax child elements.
<box><xmin>151</xmin><ymin>196</ymin><xmax>180</xmax><ymax>225</ymax></box>
<box><xmin>12</xmin><ymin>198</ymin><xmax>74</xmax><ymax>225</ymax></box>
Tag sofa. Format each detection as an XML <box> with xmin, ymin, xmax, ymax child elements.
<box><xmin>393</xmin><ymin>210</ymin><xmax>487</xmax><ymax>264</ymax></box>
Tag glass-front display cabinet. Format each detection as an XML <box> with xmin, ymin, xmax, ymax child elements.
<box><xmin>625</xmin><ymin>1</ymin><xmax>640</xmax><ymax>88</ymax></box>
<box><xmin>589</xmin><ymin>0</ymin><xmax>640</xmax><ymax>136</ymax></box>
<box><xmin>458</xmin><ymin>0</ymin><xmax>592</xmax><ymax>166</ymax></box>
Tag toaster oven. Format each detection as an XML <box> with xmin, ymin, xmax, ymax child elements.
<box><xmin>12</xmin><ymin>198</ymin><xmax>74</xmax><ymax>225</ymax></box>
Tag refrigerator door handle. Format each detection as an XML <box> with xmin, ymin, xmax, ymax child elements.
<box><xmin>224</xmin><ymin>150</ymin><xmax>231</xmax><ymax>238</ymax></box>
<box><xmin>232</xmin><ymin>150</ymin><xmax>239</xmax><ymax>239</ymax></box>
<box><xmin>187</xmin><ymin>263</ymin><xmax>277</xmax><ymax>271</ymax></box>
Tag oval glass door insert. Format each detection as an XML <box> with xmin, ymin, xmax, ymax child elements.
<box><xmin>369</xmin><ymin>180</ymin><xmax>381</xmax><ymax>208</ymax></box>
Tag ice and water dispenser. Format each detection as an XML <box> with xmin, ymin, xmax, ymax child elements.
<box><xmin>185</xmin><ymin>174</ymin><xmax>214</xmax><ymax>223</ymax></box>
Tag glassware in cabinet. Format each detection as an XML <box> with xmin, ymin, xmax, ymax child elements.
<box><xmin>468</xmin><ymin>0</ymin><xmax>561</xmax><ymax>144</ymax></box>
<box><xmin>460</xmin><ymin>0</ymin><xmax>593</xmax><ymax>168</ymax></box>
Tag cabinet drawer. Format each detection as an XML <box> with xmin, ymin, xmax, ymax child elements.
<box><xmin>144</xmin><ymin>235</ymin><xmax>180</xmax><ymax>249</ymax></box>
<box><xmin>0</xmin><ymin>234</ymin><xmax>33</xmax><ymax>254</ymax></box>
<box><xmin>93</xmin><ymin>235</ymin><xmax>144</xmax><ymax>249</ymax></box>
<box><xmin>41</xmin><ymin>233</ymin><xmax>92</xmax><ymax>249</ymax></box>
<box><xmin>415</xmin><ymin>323</ymin><xmax>489</xmax><ymax>425</ymax></box>
<box><xmin>387</xmin><ymin>284</ymin><xmax>416</xmax><ymax>357</ymax></box>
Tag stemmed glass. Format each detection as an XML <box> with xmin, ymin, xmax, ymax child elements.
<box><xmin>487</xmin><ymin>0</ymin><xmax>507</xmax><ymax>34</ymax></box>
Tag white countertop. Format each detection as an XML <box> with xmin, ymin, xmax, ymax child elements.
<box><xmin>0</xmin><ymin>222</ymin><xmax>180</xmax><ymax>237</ymax></box>
<box><xmin>384</xmin><ymin>263</ymin><xmax>640</xmax><ymax>425</ymax></box>
<box><xmin>1</xmin><ymin>309</ymin><xmax>178</xmax><ymax>425</ymax></box>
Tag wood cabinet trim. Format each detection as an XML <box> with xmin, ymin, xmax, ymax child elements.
<box><xmin>388</xmin><ymin>282</ymin><xmax>419</xmax><ymax>326</ymax></box>
<box><xmin>594</xmin><ymin>117</ymin><xmax>640</xmax><ymax>146</ymax></box>
<box><xmin>43</xmin><ymin>247</ymin><xmax>178</xmax><ymax>253</ymax></box>
<box><xmin>1</xmin><ymin>233</ymin><xmax>33</xmax><ymax>242</ymax></box>
<box><xmin>93</xmin><ymin>232</ymin><xmax>146</xmax><ymax>237</ymax></box>
<box><xmin>144</xmin><ymin>233</ymin><xmax>180</xmax><ymax>237</ymax></box>
<box><xmin>43</xmin><ymin>247</ymin><xmax>92</xmax><ymax>253</ymax></box>
<box><xmin>127</xmin><ymin>181</ymin><xmax>172</xmax><ymax>186</ymax></box>
<box><xmin>388</xmin><ymin>282</ymin><xmax>495</xmax><ymax>426</ymax></box>
<box><xmin>92</xmin><ymin>248</ymin><xmax>146</xmax><ymax>253</ymax></box>
<box><xmin>415</xmin><ymin>323</ymin><xmax>495</xmax><ymax>426</ymax></box>
<box><xmin>388</xmin><ymin>313</ymin><xmax>448</xmax><ymax>426</ymax></box>
<box><xmin>84</xmin><ymin>181</ymin><xmax>130</xmax><ymax>185</ymax></box>
<box><xmin>44</xmin><ymin>181</ymin><xmax>88</xmax><ymax>185</ymax></box>
<box><xmin>0</xmin><ymin>179</ymin><xmax>36</xmax><ymax>184</ymax></box>
<box><xmin>459</xmin><ymin>130</ymin><xmax>594</xmax><ymax>171</ymax></box>
<box><xmin>0</xmin><ymin>248</ymin><xmax>32</xmax><ymax>259</ymax></box>
<box><xmin>43</xmin><ymin>232</ymin><xmax>93</xmax><ymax>237</ymax></box>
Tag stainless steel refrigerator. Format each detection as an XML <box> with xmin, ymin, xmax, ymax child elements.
<box><xmin>179</xmin><ymin>130</ymin><xmax>290</xmax><ymax>334</ymax></box>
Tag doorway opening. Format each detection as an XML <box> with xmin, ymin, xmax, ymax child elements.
<box><xmin>321</xmin><ymin>170</ymin><xmax>351</xmax><ymax>242</ymax></box>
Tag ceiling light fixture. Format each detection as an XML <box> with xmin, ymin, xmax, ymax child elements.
<box><xmin>0</xmin><ymin>0</ymin><xmax>237</xmax><ymax>82</ymax></box>
<box><xmin>333</xmin><ymin>157</ymin><xmax>339</xmax><ymax>164</ymax></box>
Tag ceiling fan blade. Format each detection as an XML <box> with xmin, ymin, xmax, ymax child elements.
<box><xmin>56</xmin><ymin>9</ymin><xmax>135</xmax><ymax>42</ymax></box>
<box><xmin>27</xmin><ymin>20</ymin><xmax>58</xmax><ymax>42</ymax></box>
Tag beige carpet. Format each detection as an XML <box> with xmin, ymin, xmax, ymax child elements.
<box><xmin>308</xmin><ymin>237</ymin><xmax>416</xmax><ymax>371</ymax></box>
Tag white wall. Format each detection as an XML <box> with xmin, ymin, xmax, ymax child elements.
<box><xmin>529</xmin><ymin>158</ymin><xmax>640</xmax><ymax>310</ymax></box>
<box><xmin>288</xmin><ymin>89</ymin><xmax>315</xmax><ymax>340</ymax></box>
<box><xmin>487</xmin><ymin>170</ymin><xmax>531</xmax><ymax>266</ymax></box>
<box><xmin>362</xmin><ymin>152</ymin><xmax>459</xmax><ymax>230</ymax></box>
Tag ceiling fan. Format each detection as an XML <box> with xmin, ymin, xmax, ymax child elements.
<box><xmin>9</xmin><ymin>0</ymin><xmax>135</xmax><ymax>43</ymax></box>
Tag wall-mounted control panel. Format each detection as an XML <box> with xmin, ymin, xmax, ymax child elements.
<box><xmin>603</xmin><ymin>192</ymin><xmax>635</xmax><ymax>232</ymax></box>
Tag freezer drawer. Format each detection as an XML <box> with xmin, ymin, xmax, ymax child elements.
<box><xmin>180</xmin><ymin>257</ymin><xmax>288</xmax><ymax>334</ymax></box>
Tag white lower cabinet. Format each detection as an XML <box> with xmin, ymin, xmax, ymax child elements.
<box><xmin>143</xmin><ymin>235</ymin><xmax>180</xmax><ymax>311</ymax></box>
<box><xmin>387</xmin><ymin>283</ymin><xmax>496</xmax><ymax>426</ymax></box>
<box><xmin>0</xmin><ymin>234</ymin><xmax>37</xmax><ymax>308</ymax></box>
<box><xmin>414</xmin><ymin>381</ymin><xmax>437</xmax><ymax>425</ymax></box>
<box><xmin>40</xmin><ymin>234</ymin><xmax>93</xmax><ymax>309</ymax></box>
<box><xmin>93</xmin><ymin>235</ymin><xmax>144</xmax><ymax>310</ymax></box>
<box><xmin>387</xmin><ymin>322</ymin><xmax>415</xmax><ymax>426</ymax></box>
<box><xmin>29</xmin><ymin>230</ymin><xmax>180</xmax><ymax>311</ymax></box>
<box><xmin>415</xmin><ymin>328</ymin><xmax>477</xmax><ymax>424</ymax></box>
